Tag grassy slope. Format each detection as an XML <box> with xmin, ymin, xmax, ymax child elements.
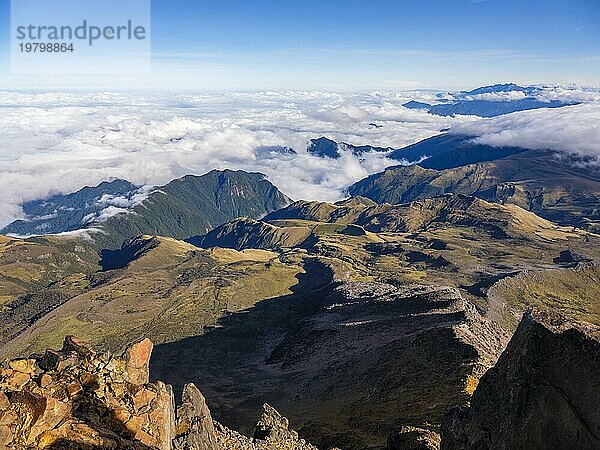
<box><xmin>188</xmin><ymin>218</ymin><xmax>313</xmax><ymax>250</ymax></box>
<box><xmin>0</xmin><ymin>235</ymin><xmax>99</xmax><ymax>307</ymax></box>
<box><xmin>487</xmin><ymin>263</ymin><xmax>600</xmax><ymax>330</ymax></box>
<box><xmin>0</xmin><ymin>236</ymin><xmax>302</xmax><ymax>359</ymax></box>
<box><xmin>196</xmin><ymin>196</ymin><xmax>600</xmax><ymax>324</ymax></box>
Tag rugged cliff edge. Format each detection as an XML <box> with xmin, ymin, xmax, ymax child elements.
<box><xmin>2</xmin><ymin>307</ymin><xmax>599</xmax><ymax>450</ymax></box>
<box><xmin>441</xmin><ymin>308</ymin><xmax>600</xmax><ymax>450</ymax></box>
<box><xmin>0</xmin><ymin>336</ymin><xmax>317</xmax><ymax>450</ymax></box>
<box><xmin>150</xmin><ymin>280</ymin><xmax>509</xmax><ymax>450</ymax></box>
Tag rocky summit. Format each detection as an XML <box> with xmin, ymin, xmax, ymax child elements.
<box><xmin>441</xmin><ymin>308</ymin><xmax>600</xmax><ymax>450</ymax></box>
<box><xmin>0</xmin><ymin>336</ymin><xmax>318</xmax><ymax>450</ymax></box>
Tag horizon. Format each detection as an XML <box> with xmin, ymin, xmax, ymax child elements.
<box><xmin>0</xmin><ymin>81</ymin><xmax>597</xmax><ymax>94</ymax></box>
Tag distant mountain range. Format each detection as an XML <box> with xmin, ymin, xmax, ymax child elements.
<box><xmin>403</xmin><ymin>83</ymin><xmax>578</xmax><ymax>117</ymax></box>
<box><xmin>301</xmin><ymin>132</ymin><xmax>545</xmax><ymax>166</ymax></box>
<box><xmin>6</xmin><ymin>128</ymin><xmax>600</xmax><ymax>243</ymax></box>
<box><xmin>305</xmin><ymin>133</ymin><xmax>524</xmax><ymax>165</ymax></box>
<box><xmin>462</xmin><ymin>83</ymin><xmax>531</xmax><ymax>95</ymax></box>
<box><xmin>350</xmin><ymin>144</ymin><xmax>600</xmax><ymax>232</ymax></box>
<box><xmin>387</xmin><ymin>133</ymin><xmax>528</xmax><ymax>169</ymax></box>
<box><xmin>2</xmin><ymin>170</ymin><xmax>290</xmax><ymax>249</ymax></box>
<box><xmin>193</xmin><ymin>194</ymin><xmax>579</xmax><ymax>251</ymax></box>
<box><xmin>2</xmin><ymin>179</ymin><xmax>140</xmax><ymax>236</ymax></box>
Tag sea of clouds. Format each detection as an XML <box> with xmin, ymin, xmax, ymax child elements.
<box><xmin>0</xmin><ymin>90</ymin><xmax>461</xmax><ymax>227</ymax></box>
<box><xmin>0</xmin><ymin>85</ymin><xmax>599</xmax><ymax>228</ymax></box>
<box><xmin>452</xmin><ymin>103</ymin><xmax>600</xmax><ymax>159</ymax></box>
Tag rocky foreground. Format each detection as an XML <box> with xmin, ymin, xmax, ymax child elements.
<box><xmin>150</xmin><ymin>279</ymin><xmax>509</xmax><ymax>450</ymax></box>
<box><xmin>0</xmin><ymin>307</ymin><xmax>599</xmax><ymax>450</ymax></box>
<box><xmin>0</xmin><ymin>337</ymin><xmax>317</xmax><ymax>450</ymax></box>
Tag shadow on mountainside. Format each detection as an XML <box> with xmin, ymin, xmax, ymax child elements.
<box><xmin>149</xmin><ymin>257</ymin><xmax>484</xmax><ymax>450</ymax></box>
<box><xmin>99</xmin><ymin>237</ymin><xmax>159</xmax><ymax>271</ymax></box>
<box><xmin>150</xmin><ymin>257</ymin><xmax>335</xmax><ymax>434</ymax></box>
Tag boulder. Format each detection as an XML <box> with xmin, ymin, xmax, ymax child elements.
<box><xmin>62</xmin><ymin>335</ymin><xmax>94</xmax><ymax>357</ymax></box>
<box><xmin>386</xmin><ymin>426</ymin><xmax>440</xmax><ymax>450</ymax></box>
<box><xmin>125</xmin><ymin>338</ymin><xmax>154</xmax><ymax>385</ymax></box>
<box><xmin>253</xmin><ymin>403</ymin><xmax>297</xmax><ymax>442</ymax></box>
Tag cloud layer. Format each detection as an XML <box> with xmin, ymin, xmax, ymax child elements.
<box><xmin>0</xmin><ymin>90</ymin><xmax>461</xmax><ymax>227</ymax></box>
<box><xmin>451</xmin><ymin>103</ymin><xmax>600</xmax><ymax>160</ymax></box>
<box><xmin>0</xmin><ymin>85</ymin><xmax>598</xmax><ymax>228</ymax></box>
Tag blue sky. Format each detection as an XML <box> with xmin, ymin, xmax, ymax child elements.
<box><xmin>0</xmin><ymin>0</ymin><xmax>599</xmax><ymax>90</ymax></box>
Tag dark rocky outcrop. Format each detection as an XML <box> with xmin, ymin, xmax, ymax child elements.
<box><xmin>440</xmin><ymin>308</ymin><xmax>600</xmax><ymax>450</ymax></box>
<box><xmin>386</xmin><ymin>426</ymin><xmax>440</xmax><ymax>450</ymax></box>
<box><xmin>306</xmin><ymin>137</ymin><xmax>396</xmax><ymax>159</ymax></box>
<box><xmin>261</xmin><ymin>281</ymin><xmax>508</xmax><ymax>449</ymax></box>
<box><xmin>2</xmin><ymin>307</ymin><xmax>600</xmax><ymax>449</ymax></box>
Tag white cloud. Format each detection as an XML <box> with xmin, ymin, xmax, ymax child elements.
<box><xmin>423</xmin><ymin>84</ymin><xmax>600</xmax><ymax>106</ymax></box>
<box><xmin>466</xmin><ymin>91</ymin><xmax>528</xmax><ymax>101</ymax></box>
<box><xmin>532</xmin><ymin>85</ymin><xmax>600</xmax><ymax>104</ymax></box>
<box><xmin>84</xmin><ymin>206</ymin><xmax>131</xmax><ymax>224</ymax></box>
<box><xmin>79</xmin><ymin>186</ymin><xmax>154</xmax><ymax>224</ymax></box>
<box><xmin>450</xmin><ymin>103</ymin><xmax>600</xmax><ymax>161</ymax></box>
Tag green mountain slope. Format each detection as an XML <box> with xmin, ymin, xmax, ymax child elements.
<box><xmin>263</xmin><ymin>194</ymin><xmax>578</xmax><ymax>241</ymax></box>
<box><xmin>349</xmin><ymin>149</ymin><xmax>600</xmax><ymax>231</ymax></box>
<box><xmin>1</xmin><ymin>179</ymin><xmax>140</xmax><ymax>236</ymax></box>
<box><xmin>2</xmin><ymin>170</ymin><xmax>291</xmax><ymax>250</ymax></box>
<box><xmin>91</xmin><ymin>170</ymin><xmax>291</xmax><ymax>249</ymax></box>
<box><xmin>0</xmin><ymin>235</ymin><xmax>303</xmax><ymax>359</ymax></box>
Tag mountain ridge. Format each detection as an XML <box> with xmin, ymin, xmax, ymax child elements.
<box><xmin>2</xmin><ymin>170</ymin><xmax>292</xmax><ymax>250</ymax></box>
<box><xmin>403</xmin><ymin>84</ymin><xmax>578</xmax><ymax>117</ymax></box>
<box><xmin>349</xmin><ymin>148</ymin><xmax>600</xmax><ymax>231</ymax></box>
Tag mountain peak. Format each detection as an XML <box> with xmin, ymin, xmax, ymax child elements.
<box><xmin>463</xmin><ymin>83</ymin><xmax>529</xmax><ymax>95</ymax></box>
<box><xmin>2</xmin><ymin>169</ymin><xmax>291</xmax><ymax>249</ymax></box>
<box><xmin>307</xmin><ymin>137</ymin><xmax>340</xmax><ymax>158</ymax></box>
<box><xmin>0</xmin><ymin>336</ymin><xmax>318</xmax><ymax>449</ymax></box>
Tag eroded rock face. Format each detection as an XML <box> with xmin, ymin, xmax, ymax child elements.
<box><xmin>173</xmin><ymin>383</ymin><xmax>219</xmax><ymax>450</ymax></box>
<box><xmin>0</xmin><ymin>336</ymin><xmax>319</xmax><ymax>450</ymax></box>
<box><xmin>213</xmin><ymin>404</ymin><xmax>318</xmax><ymax>450</ymax></box>
<box><xmin>441</xmin><ymin>308</ymin><xmax>600</xmax><ymax>450</ymax></box>
<box><xmin>125</xmin><ymin>339</ymin><xmax>154</xmax><ymax>386</ymax></box>
<box><xmin>263</xmin><ymin>281</ymin><xmax>508</xmax><ymax>448</ymax></box>
<box><xmin>386</xmin><ymin>426</ymin><xmax>441</xmax><ymax>450</ymax></box>
<box><xmin>0</xmin><ymin>335</ymin><xmax>174</xmax><ymax>449</ymax></box>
